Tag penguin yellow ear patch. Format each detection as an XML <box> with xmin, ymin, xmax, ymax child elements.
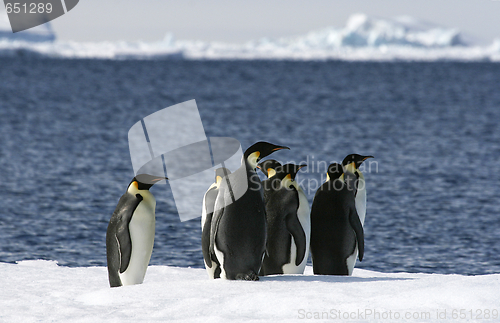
<box><xmin>131</xmin><ymin>181</ymin><xmax>139</xmax><ymax>189</ymax></box>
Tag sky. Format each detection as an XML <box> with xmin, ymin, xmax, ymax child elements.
<box><xmin>5</xmin><ymin>0</ymin><xmax>500</xmax><ymax>44</ymax></box>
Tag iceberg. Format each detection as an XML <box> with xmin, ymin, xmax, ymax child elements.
<box><xmin>0</xmin><ymin>13</ymin><xmax>56</xmax><ymax>43</ymax></box>
<box><xmin>273</xmin><ymin>13</ymin><xmax>466</xmax><ymax>50</ymax></box>
<box><xmin>1</xmin><ymin>260</ymin><xmax>499</xmax><ymax>322</ymax></box>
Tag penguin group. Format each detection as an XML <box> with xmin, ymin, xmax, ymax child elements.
<box><xmin>105</xmin><ymin>141</ymin><xmax>373</xmax><ymax>287</ymax></box>
<box><xmin>200</xmin><ymin>142</ymin><xmax>374</xmax><ymax>280</ymax></box>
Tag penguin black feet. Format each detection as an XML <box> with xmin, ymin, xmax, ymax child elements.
<box><xmin>235</xmin><ymin>271</ymin><xmax>259</xmax><ymax>281</ymax></box>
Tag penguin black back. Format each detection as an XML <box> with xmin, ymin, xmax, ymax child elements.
<box><xmin>209</xmin><ymin>141</ymin><xmax>288</xmax><ymax>280</ymax></box>
<box><xmin>260</xmin><ymin>163</ymin><xmax>308</xmax><ymax>276</ymax></box>
<box><xmin>310</xmin><ymin>163</ymin><xmax>364</xmax><ymax>275</ymax></box>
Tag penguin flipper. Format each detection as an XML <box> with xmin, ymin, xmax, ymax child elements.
<box><xmin>285</xmin><ymin>189</ymin><xmax>307</xmax><ymax>266</ymax></box>
<box><xmin>116</xmin><ymin>193</ymin><xmax>144</xmax><ymax>273</ymax></box>
<box><xmin>106</xmin><ymin>232</ymin><xmax>122</xmax><ymax>287</ymax></box>
<box><xmin>202</xmin><ymin>212</ymin><xmax>214</xmax><ymax>268</ymax></box>
<box><xmin>349</xmin><ymin>206</ymin><xmax>364</xmax><ymax>261</ymax></box>
<box><xmin>209</xmin><ymin>193</ymin><xmax>225</xmax><ymax>257</ymax></box>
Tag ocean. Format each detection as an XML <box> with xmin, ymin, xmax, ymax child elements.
<box><xmin>1</xmin><ymin>58</ymin><xmax>499</xmax><ymax>275</ymax></box>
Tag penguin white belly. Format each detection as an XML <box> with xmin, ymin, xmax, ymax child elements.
<box><xmin>201</xmin><ymin>194</ymin><xmax>207</xmax><ymax>229</ymax></box>
<box><xmin>282</xmin><ymin>186</ymin><xmax>310</xmax><ymax>274</ymax></box>
<box><xmin>346</xmin><ymin>250</ymin><xmax>357</xmax><ymax>276</ymax></box>
<box><xmin>296</xmin><ymin>188</ymin><xmax>310</xmax><ymax>268</ymax></box>
<box><xmin>349</xmin><ymin>177</ymin><xmax>366</xmax><ymax>275</ymax></box>
<box><xmin>355</xmin><ymin>178</ymin><xmax>367</xmax><ymax>226</ymax></box>
<box><xmin>119</xmin><ymin>201</ymin><xmax>155</xmax><ymax>286</ymax></box>
<box><xmin>214</xmin><ymin>243</ymin><xmax>226</xmax><ymax>279</ymax></box>
<box><xmin>282</xmin><ymin>238</ymin><xmax>299</xmax><ymax>274</ymax></box>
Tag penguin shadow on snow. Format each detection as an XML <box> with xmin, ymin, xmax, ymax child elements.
<box><xmin>259</xmin><ymin>274</ymin><xmax>413</xmax><ymax>283</ymax></box>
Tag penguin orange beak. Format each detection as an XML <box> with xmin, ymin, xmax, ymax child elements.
<box><xmin>272</xmin><ymin>146</ymin><xmax>290</xmax><ymax>151</ymax></box>
<box><xmin>152</xmin><ymin>177</ymin><xmax>168</xmax><ymax>182</ymax></box>
<box><xmin>362</xmin><ymin>156</ymin><xmax>374</xmax><ymax>161</ymax></box>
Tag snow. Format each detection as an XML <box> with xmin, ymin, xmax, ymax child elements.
<box><xmin>1</xmin><ymin>260</ymin><xmax>499</xmax><ymax>322</ymax></box>
<box><xmin>1</xmin><ymin>13</ymin><xmax>499</xmax><ymax>61</ymax></box>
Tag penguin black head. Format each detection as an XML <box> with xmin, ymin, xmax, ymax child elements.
<box><xmin>131</xmin><ymin>174</ymin><xmax>168</xmax><ymax>191</ymax></box>
<box><xmin>215</xmin><ymin>167</ymin><xmax>231</xmax><ymax>184</ymax></box>
<box><xmin>326</xmin><ymin>163</ymin><xmax>344</xmax><ymax>182</ymax></box>
<box><xmin>257</xmin><ymin>159</ymin><xmax>282</xmax><ymax>178</ymax></box>
<box><xmin>341</xmin><ymin>154</ymin><xmax>374</xmax><ymax>170</ymax></box>
<box><xmin>244</xmin><ymin>142</ymin><xmax>290</xmax><ymax>169</ymax></box>
<box><xmin>276</xmin><ymin>163</ymin><xmax>307</xmax><ymax>181</ymax></box>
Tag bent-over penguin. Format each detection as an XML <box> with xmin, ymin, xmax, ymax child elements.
<box><xmin>106</xmin><ymin>174</ymin><xmax>167</xmax><ymax>287</ymax></box>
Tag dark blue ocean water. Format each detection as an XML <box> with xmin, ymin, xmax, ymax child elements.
<box><xmin>1</xmin><ymin>58</ymin><xmax>500</xmax><ymax>275</ymax></box>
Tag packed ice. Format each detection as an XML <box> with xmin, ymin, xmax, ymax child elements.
<box><xmin>1</xmin><ymin>260</ymin><xmax>498</xmax><ymax>322</ymax></box>
<box><xmin>1</xmin><ymin>13</ymin><xmax>500</xmax><ymax>61</ymax></box>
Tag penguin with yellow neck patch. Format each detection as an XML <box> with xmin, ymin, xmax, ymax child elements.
<box><xmin>260</xmin><ymin>163</ymin><xmax>310</xmax><ymax>276</ymax></box>
<box><xmin>341</xmin><ymin>154</ymin><xmax>373</xmax><ymax>225</ymax></box>
<box><xmin>201</xmin><ymin>167</ymin><xmax>231</xmax><ymax>279</ymax></box>
<box><xmin>310</xmin><ymin>163</ymin><xmax>364</xmax><ymax>275</ymax></box>
<box><xmin>257</xmin><ymin>159</ymin><xmax>282</xmax><ymax>178</ymax></box>
<box><xmin>106</xmin><ymin>174</ymin><xmax>167</xmax><ymax>287</ymax></box>
<box><xmin>209</xmin><ymin>141</ymin><xmax>289</xmax><ymax>280</ymax></box>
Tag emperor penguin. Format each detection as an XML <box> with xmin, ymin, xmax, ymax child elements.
<box><xmin>257</xmin><ymin>159</ymin><xmax>282</xmax><ymax>178</ymax></box>
<box><xmin>341</xmin><ymin>154</ymin><xmax>374</xmax><ymax>226</ymax></box>
<box><xmin>208</xmin><ymin>141</ymin><xmax>289</xmax><ymax>280</ymax></box>
<box><xmin>260</xmin><ymin>163</ymin><xmax>310</xmax><ymax>276</ymax></box>
<box><xmin>341</xmin><ymin>154</ymin><xmax>373</xmax><ymax>273</ymax></box>
<box><xmin>201</xmin><ymin>167</ymin><xmax>231</xmax><ymax>279</ymax></box>
<box><xmin>310</xmin><ymin>163</ymin><xmax>364</xmax><ymax>275</ymax></box>
<box><xmin>106</xmin><ymin>174</ymin><xmax>167</xmax><ymax>287</ymax></box>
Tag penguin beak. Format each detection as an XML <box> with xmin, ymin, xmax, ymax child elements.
<box><xmin>297</xmin><ymin>164</ymin><xmax>307</xmax><ymax>170</ymax></box>
<box><xmin>362</xmin><ymin>156</ymin><xmax>374</xmax><ymax>161</ymax></box>
<box><xmin>152</xmin><ymin>177</ymin><xmax>168</xmax><ymax>182</ymax></box>
<box><xmin>272</xmin><ymin>146</ymin><xmax>290</xmax><ymax>151</ymax></box>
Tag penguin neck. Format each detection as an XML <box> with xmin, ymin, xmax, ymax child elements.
<box><xmin>344</xmin><ymin>163</ymin><xmax>364</xmax><ymax>179</ymax></box>
<box><xmin>244</xmin><ymin>152</ymin><xmax>259</xmax><ymax>170</ymax></box>
<box><xmin>281</xmin><ymin>174</ymin><xmax>297</xmax><ymax>188</ymax></box>
<box><xmin>127</xmin><ymin>182</ymin><xmax>155</xmax><ymax>205</ymax></box>
<box><xmin>215</xmin><ymin>176</ymin><xmax>222</xmax><ymax>189</ymax></box>
<box><xmin>326</xmin><ymin>172</ymin><xmax>343</xmax><ymax>183</ymax></box>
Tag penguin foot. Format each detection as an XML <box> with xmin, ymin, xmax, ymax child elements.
<box><xmin>235</xmin><ymin>272</ymin><xmax>259</xmax><ymax>281</ymax></box>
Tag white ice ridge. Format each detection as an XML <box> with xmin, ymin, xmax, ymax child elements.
<box><xmin>1</xmin><ymin>260</ymin><xmax>499</xmax><ymax>322</ymax></box>
<box><xmin>0</xmin><ymin>13</ymin><xmax>500</xmax><ymax>61</ymax></box>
